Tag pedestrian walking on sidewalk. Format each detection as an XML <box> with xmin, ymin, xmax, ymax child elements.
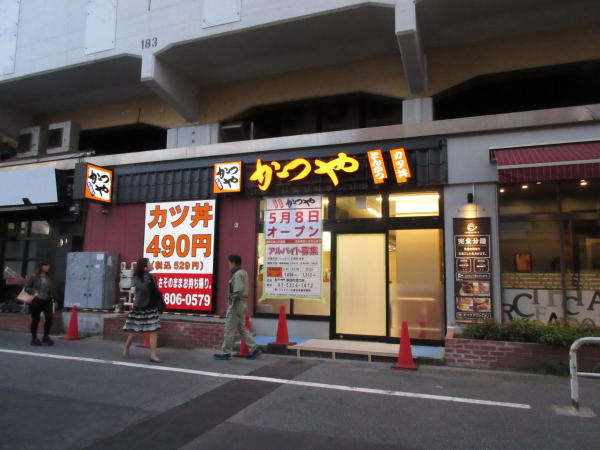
<box><xmin>122</xmin><ymin>258</ymin><xmax>163</xmax><ymax>363</ymax></box>
<box><xmin>25</xmin><ymin>261</ymin><xmax>55</xmax><ymax>346</ymax></box>
<box><xmin>214</xmin><ymin>255</ymin><xmax>261</xmax><ymax>360</ymax></box>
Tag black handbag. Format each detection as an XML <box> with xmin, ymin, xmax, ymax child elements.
<box><xmin>150</xmin><ymin>278</ymin><xmax>167</xmax><ymax>312</ymax></box>
<box><xmin>154</xmin><ymin>289</ymin><xmax>167</xmax><ymax>312</ymax></box>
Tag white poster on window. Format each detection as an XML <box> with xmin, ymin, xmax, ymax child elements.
<box><xmin>143</xmin><ymin>200</ymin><xmax>216</xmax><ymax>312</ymax></box>
<box><xmin>261</xmin><ymin>196</ymin><xmax>323</xmax><ymax>300</ymax></box>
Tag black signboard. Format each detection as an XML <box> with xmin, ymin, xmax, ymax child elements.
<box><xmin>453</xmin><ymin>218</ymin><xmax>492</xmax><ymax>322</ymax></box>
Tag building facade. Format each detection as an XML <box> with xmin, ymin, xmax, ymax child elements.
<box><xmin>1</xmin><ymin>0</ymin><xmax>599</xmax><ymax>343</ymax></box>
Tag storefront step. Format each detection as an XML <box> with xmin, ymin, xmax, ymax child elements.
<box><xmin>0</xmin><ymin>312</ymin><xmax>63</xmax><ymax>335</ymax></box>
<box><xmin>266</xmin><ymin>338</ymin><xmax>443</xmax><ymax>364</ymax></box>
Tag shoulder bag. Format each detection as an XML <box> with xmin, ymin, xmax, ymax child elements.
<box><xmin>16</xmin><ymin>288</ymin><xmax>36</xmax><ymax>304</ymax></box>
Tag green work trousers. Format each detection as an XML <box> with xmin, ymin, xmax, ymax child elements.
<box><xmin>221</xmin><ymin>300</ymin><xmax>257</xmax><ymax>355</ymax></box>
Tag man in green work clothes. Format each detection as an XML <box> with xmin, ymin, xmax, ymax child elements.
<box><xmin>214</xmin><ymin>255</ymin><xmax>261</xmax><ymax>360</ymax></box>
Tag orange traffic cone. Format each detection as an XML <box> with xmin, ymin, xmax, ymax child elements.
<box><xmin>62</xmin><ymin>305</ymin><xmax>82</xmax><ymax>340</ymax></box>
<box><xmin>392</xmin><ymin>320</ymin><xmax>418</xmax><ymax>370</ymax></box>
<box><xmin>137</xmin><ymin>332</ymin><xmax>151</xmax><ymax>348</ymax></box>
<box><xmin>234</xmin><ymin>314</ymin><xmax>252</xmax><ymax>357</ymax></box>
<box><xmin>269</xmin><ymin>305</ymin><xmax>294</xmax><ymax>346</ymax></box>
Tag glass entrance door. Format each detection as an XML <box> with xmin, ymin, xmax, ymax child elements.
<box><xmin>388</xmin><ymin>229</ymin><xmax>444</xmax><ymax>340</ymax></box>
<box><xmin>335</xmin><ymin>233</ymin><xmax>387</xmax><ymax>337</ymax></box>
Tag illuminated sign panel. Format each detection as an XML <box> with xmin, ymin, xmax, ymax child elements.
<box><xmin>389</xmin><ymin>148</ymin><xmax>411</xmax><ymax>184</ymax></box>
<box><xmin>213</xmin><ymin>161</ymin><xmax>242</xmax><ymax>193</ymax></box>
<box><xmin>366</xmin><ymin>149</ymin><xmax>388</xmax><ymax>184</ymax></box>
<box><xmin>231</xmin><ymin>148</ymin><xmax>415</xmax><ymax>192</ymax></box>
<box><xmin>453</xmin><ymin>218</ymin><xmax>493</xmax><ymax>323</ymax></box>
<box><xmin>249</xmin><ymin>152</ymin><xmax>359</xmax><ymax>191</ymax></box>
<box><xmin>144</xmin><ymin>200</ymin><xmax>216</xmax><ymax>312</ymax></box>
<box><xmin>84</xmin><ymin>163</ymin><xmax>113</xmax><ymax>203</ymax></box>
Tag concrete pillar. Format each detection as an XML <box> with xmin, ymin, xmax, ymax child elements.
<box><xmin>402</xmin><ymin>97</ymin><xmax>433</xmax><ymax>124</ymax></box>
<box><xmin>443</xmin><ymin>183</ymin><xmax>502</xmax><ymax>328</ymax></box>
<box><xmin>395</xmin><ymin>0</ymin><xmax>427</xmax><ymax>94</ymax></box>
<box><xmin>141</xmin><ymin>54</ymin><xmax>199</xmax><ymax>123</ymax></box>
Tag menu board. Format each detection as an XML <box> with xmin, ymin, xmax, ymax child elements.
<box><xmin>454</xmin><ymin>218</ymin><xmax>492</xmax><ymax>322</ymax></box>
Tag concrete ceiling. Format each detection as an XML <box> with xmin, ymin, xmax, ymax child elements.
<box><xmin>0</xmin><ymin>57</ymin><xmax>148</xmax><ymax>114</ymax></box>
<box><xmin>158</xmin><ymin>5</ymin><xmax>398</xmax><ymax>86</ymax></box>
<box><xmin>417</xmin><ymin>0</ymin><xmax>600</xmax><ymax>49</ymax></box>
<box><xmin>0</xmin><ymin>1</ymin><xmax>599</xmax><ymax>119</ymax></box>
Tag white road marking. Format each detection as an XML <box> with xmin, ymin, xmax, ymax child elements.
<box><xmin>0</xmin><ymin>348</ymin><xmax>531</xmax><ymax>410</ymax></box>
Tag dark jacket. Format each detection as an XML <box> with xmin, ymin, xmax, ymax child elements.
<box><xmin>133</xmin><ymin>273</ymin><xmax>159</xmax><ymax>310</ymax></box>
<box><xmin>24</xmin><ymin>274</ymin><xmax>54</xmax><ymax>301</ymax></box>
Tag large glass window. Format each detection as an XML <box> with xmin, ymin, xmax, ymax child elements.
<box><xmin>336</xmin><ymin>195</ymin><xmax>382</xmax><ymax>219</ymax></box>
<box><xmin>2</xmin><ymin>220</ymin><xmax>55</xmax><ymax>303</ymax></box>
<box><xmin>255</xmin><ymin>232</ymin><xmax>331</xmax><ymax>316</ymax></box>
<box><xmin>499</xmin><ymin>179</ymin><xmax>600</xmax><ymax>325</ymax></box>
<box><xmin>389</xmin><ymin>192</ymin><xmax>440</xmax><ymax>217</ymax></box>
<box><xmin>255</xmin><ymin>196</ymin><xmax>331</xmax><ymax>317</ymax></box>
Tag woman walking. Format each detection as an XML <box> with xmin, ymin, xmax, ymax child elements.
<box><xmin>25</xmin><ymin>261</ymin><xmax>55</xmax><ymax>346</ymax></box>
<box><xmin>122</xmin><ymin>258</ymin><xmax>163</xmax><ymax>363</ymax></box>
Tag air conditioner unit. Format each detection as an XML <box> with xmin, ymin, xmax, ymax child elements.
<box><xmin>17</xmin><ymin>126</ymin><xmax>46</xmax><ymax>158</ymax></box>
<box><xmin>46</xmin><ymin>121</ymin><xmax>79</xmax><ymax>155</ymax></box>
<box><xmin>219</xmin><ymin>121</ymin><xmax>253</xmax><ymax>142</ymax></box>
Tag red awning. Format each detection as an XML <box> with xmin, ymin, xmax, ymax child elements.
<box><xmin>494</xmin><ymin>141</ymin><xmax>600</xmax><ymax>183</ymax></box>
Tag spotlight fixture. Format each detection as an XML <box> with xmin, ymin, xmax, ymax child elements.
<box><xmin>521</xmin><ymin>184</ymin><xmax>529</xmax><ymax>190</ymax></box>
<box><xmin>580</xmin><ymin>179</ymin><xmax>588</xmax><ymax>186</ymax></box>
<box><xmin>536</xmin><ymin>181</ymin><xmax>542</xmax><ymax>185</ymax></box>
<box><xmin>499</xmin><ymin>188</ymin><xmax>505</xmax><ymax>193</ymax></box>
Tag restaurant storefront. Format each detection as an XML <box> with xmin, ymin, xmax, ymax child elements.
<box><xmin>0</xmin><ymin>167</ymin><xmax>83</xmax><ymax>310</ymax></box>
<box><xmin>494</xmin><ymin>141</ymin><xmax>600</xmax><ymax>326</ymax></box>
<box><xmin>82</xmin><ymin>136</ymin><xmax>448</xmax><ymax>344</ymax></box>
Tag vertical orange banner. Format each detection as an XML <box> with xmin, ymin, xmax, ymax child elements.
<box><xmin>389</xmin><ymin>148</ymin><xmax>411</xmax><ymax>183</ymax></box>
<box><xmin>366</xmin><ymin>149</ymin><xmax>388</xmax><ymax>184</ymax></box>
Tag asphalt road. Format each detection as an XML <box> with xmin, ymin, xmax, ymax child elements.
<box><xmin>0</xmin><ymin>330</ymin><xmax>599</xmax><ymax>450</ymax></box>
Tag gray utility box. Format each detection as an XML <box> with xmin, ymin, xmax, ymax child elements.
<box><xmin>64</xmin><ymin>252</ymin><xmax>118</xmax><ymax>309</ymax></box>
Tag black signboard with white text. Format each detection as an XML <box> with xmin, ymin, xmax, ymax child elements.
<box><xmin>454</xmin><ymin>218</ymin><xmax>493</xmax><ymax>322</ymax></box>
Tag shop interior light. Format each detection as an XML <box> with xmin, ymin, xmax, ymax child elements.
<box><xmin>390</xmin><ymin>194</ymin><xmax>440</xmax><ymax>201</ymax></box>
<box><xmin>367</xmin><ymin>207</ymin><xmax>382</xmax><ymax>218</ymax></box>
<box><xmin>580</xmin><ymin>179</ymin><xmax>588</xmax><ymax>186</ymax></box>
<box><xmin>375</xmin><ymin>194</ymin><xmax>441</xmax><ymax>202</ymax></box>
<box><xmin>322</xmin><ymin>198</ymin><xmax>329</xmax><ymax>205</ymax></box>
<box><xmin>536</xmin><ymin>181</ymin><xmax>542</xmax><ymax>185</ymax></box>
<box><xmin>323</xmin><ymin>231</ymin><xmax>331</xmax><ymax>252</ymax></box>
<box><xmin>391</xmin><ymin>192</ymin><xmax>439</xmax><ymax>216</ymax></box>
<box><xmin>499</xmin><ymin>188</ymin><xmax>505</xmax><ymax>193</ymax></box>
<box><xmin>521</xmin><ymin>184</ymin><xmax>529</xmax><ymax>190</ymax></box>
